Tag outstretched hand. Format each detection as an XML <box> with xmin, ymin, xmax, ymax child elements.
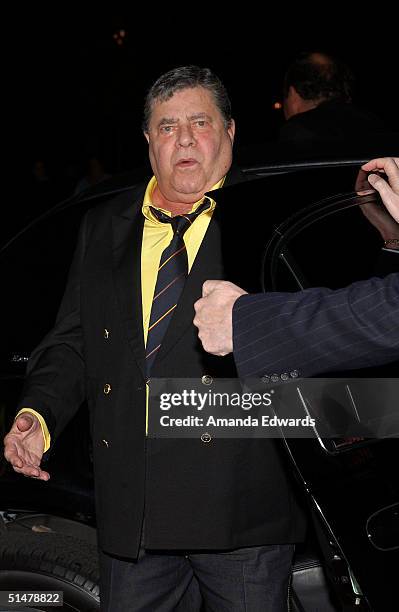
<box><xmin>3</xmin><ymin>413</ymin><xmax>50</xmax><ymax>481</ymax></box>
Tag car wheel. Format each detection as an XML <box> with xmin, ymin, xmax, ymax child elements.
<box><xmin>0</xmin><ymin>531</ymin><xmax>100</xmax><ymax>611</ymax></box>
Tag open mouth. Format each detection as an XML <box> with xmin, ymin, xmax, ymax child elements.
<box><xmin>176</xmin><ymin>159</ymin><xmax>198</xmax><ymax>168</ymax></box>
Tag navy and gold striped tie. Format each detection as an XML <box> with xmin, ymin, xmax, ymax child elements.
<box><xmin>146</xmin><ymin>200</ymin><xmax>210</xmax><ymax>377</ymax></box>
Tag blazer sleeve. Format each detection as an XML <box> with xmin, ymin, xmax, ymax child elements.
<box><xmin>15</xmin><ymin>211</ymin><xmax>90</xmax><ymax>443</ymax></box>
<box><xmin>233</xmin><ymin>272</ymin><xmax>399</xmax><ymax>379</ymax></box>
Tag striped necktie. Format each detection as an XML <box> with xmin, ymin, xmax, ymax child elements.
<box><xmin>146</xmin><ymin>199</ymin><xmax>211</xmax><ymax>377</ymax></box>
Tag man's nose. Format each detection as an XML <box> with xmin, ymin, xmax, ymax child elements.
<box><xmin>176</xmin><ymin>124</ymin><xmax>195</xmax><ymax>147</ymax></box>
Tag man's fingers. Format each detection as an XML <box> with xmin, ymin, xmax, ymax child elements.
<box><xmin>362</xmin><ymin>158</ymin><xmax>399</xmax><ymax>190</ymax></box>
<box><xmin>5</xmin><ymin>451</ymin><xmax>23</xmax><ymax>468</ymax></box>
<box><xmin>202</xmin><ymin>280</ymin><xmax>246</xmax><ymax>298</ymax></box>
<box><xmin>202</xmin><ymin>280</ymin><xmax>224</xmax><ymax>297</ymax></box>
<box><xmin>361</xmin><ymin>157</ymin><xmax>399</xmax><ymax>172</ymax></box>
<box><xmin>193</xmin><ymin>298</ymin><xmax>203</xmax><ymax>314</ymax></box>
<box><xmin>21</xmin><ymin>464</ymin><xmax>50</xmax><ymax>480</ymax></box>
<box><xmin>8</xmin><ymin>451</ymin><xmax>50</xmax><ymax>480</ymax></box>
<box><xmin>368</xmin><ymin>173</ymin><xmax>395</xmax><ymax>203</ymax></box>
<box><xmin>15</xmin><ymin>465</ymin><xmax>50</xmax><ymax>480</ymax></box>
<box><xmin>197</xmin><ymin>337</ymin><xmax>219</xmax><ymax>356</ymax></box>
<box><xmin>14</xmin><ymin>464</ymin><xmax>40</xmax><ymax>477</ymax></box>
<box><xmin>3</xmin><ymin>440</ymin><xmax>23</xmax><ymax>465</ymax></box>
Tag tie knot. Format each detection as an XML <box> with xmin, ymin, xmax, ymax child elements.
<box><xmin>170</xmin><ymin>214</ymin><xmax>193</xmax><ymax>237</ymax></box>
<box><xmin>150</xmin><ymin>198</ymin><xmax>211</xmax><ymax>237</ymax></box>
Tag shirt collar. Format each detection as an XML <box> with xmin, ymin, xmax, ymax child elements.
<box><xmin>142</xmin><ymin>176</ymin><xmax>224</xmax><ymax>223</ymax></box>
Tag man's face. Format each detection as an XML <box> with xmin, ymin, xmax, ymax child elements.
<box><xmin>145</xmin><ymin>86</ymin><xmax>235</xmax><ymax>204</ymax></box>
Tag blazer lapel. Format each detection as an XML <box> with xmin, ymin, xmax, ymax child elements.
<box><xmin>112</xmin><ymin>191</ymin><xmax>147</xmax><ymax>381</ymax></box>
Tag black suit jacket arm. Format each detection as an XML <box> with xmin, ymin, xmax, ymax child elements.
<box><xmin>16</xmin><ymin>211</ymin><xmax>89</xmax><ymax>442</ymax></box>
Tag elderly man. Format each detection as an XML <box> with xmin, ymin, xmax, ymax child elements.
<box><xmin>194</xmin><ymin>157</ymin><xmax>399</xmax><ymax>378</ymax></box>
<box><xmin>4</xmin><ymin>66</ymin><xmax>303</xmax><ymax>611</ymax></box>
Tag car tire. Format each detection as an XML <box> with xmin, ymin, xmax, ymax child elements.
<box><xmin>0</xmin><ymin>531</ymin><xmax>100</xmax><ymax>611</ymax></box>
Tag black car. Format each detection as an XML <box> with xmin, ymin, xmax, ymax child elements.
<box><xmin>0</xmin><ymin>157</ymin><xmax>398</xmax><ymax>611</ymax></box>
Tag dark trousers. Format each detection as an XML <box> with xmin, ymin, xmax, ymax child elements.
<box><xmin>99</xmin><ymin>543</ymin><xmax>294</xmax><ymax>611</ymax></box>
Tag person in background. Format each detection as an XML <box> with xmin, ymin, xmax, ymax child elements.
<box><xmin>279</xmin><ymin>51</ymin><xmax>385</xmax><ymax>147</ymax></box>
<box><xmin>236</xmin><ymin>51</ymin><xmax>395</xmax><ymax>167</ymax></box>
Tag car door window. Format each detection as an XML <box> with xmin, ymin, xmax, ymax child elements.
<box><xmin>263</xmin><ymin>190</ymin><xmax>395</xmax><ymax>292</ymax></box>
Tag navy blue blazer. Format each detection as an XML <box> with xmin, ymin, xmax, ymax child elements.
<box><xmin>233</xmin><ymin>271</ymin><xmax>399</xmax><ymax>379</ymax></box>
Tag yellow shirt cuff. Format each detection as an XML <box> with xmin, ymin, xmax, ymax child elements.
<box><xmin>15</xmin><ymin>409</ymin><xmax>51</xmax><ymax>453</ymax></box>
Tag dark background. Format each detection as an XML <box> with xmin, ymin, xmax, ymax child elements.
<box><xmin>10</xmin><ymin>9</ymin><xmax>399</xmax><ymax>189</ymax></box>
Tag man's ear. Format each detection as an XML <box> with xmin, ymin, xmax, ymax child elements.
<box><xmin>283</xmin><ymin>85</ymin><xmax>301</xmax><ymax>119</ymax></box>
<box><xmin>227</xmin><ymin>119</ymin><xmax>235</xmax><ymax>145</ymax></box>
<box><xmin>144</xmin><ymin>131</ymin><xmax>150</xmax><ymax>144</ymax></box>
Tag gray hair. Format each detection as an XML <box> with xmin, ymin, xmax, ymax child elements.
<box><xmin>142</xmin><ymin>65</ymin><xmax>232</xmax><ymax>132</ymax></box>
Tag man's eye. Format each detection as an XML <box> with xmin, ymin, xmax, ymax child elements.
<box><xmin>160</xmin><ymin>126</ymin><xmax>174</xmax><ymax>134</ymax></box>
<box><xmin>195</xmin><ymin>120</ymin><xmax>207</xmax><ymax>127</ymax></box>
